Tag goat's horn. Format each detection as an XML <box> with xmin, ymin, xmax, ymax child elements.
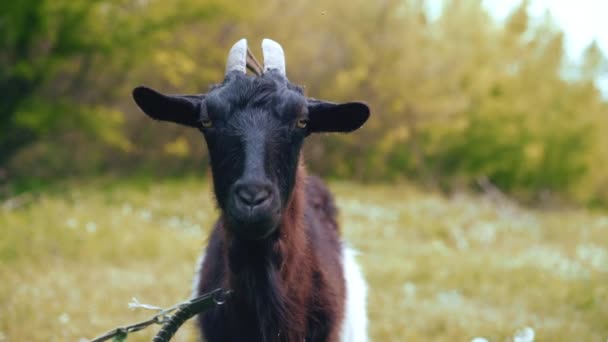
<box><xmin>226</xmin><ymin>38</ymin><xmax>247</xmax><ymax>75</ymax></box>
<box><xmin>262</xmin><ymin>38</ymin><xmax>286</xmax><ymax>76</ymax></box>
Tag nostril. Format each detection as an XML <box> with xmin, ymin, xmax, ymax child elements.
<box><xmin>236</xmin><ymin>184</ymin><xmax>271</xmax><ymax>207</ymax></box>
<box><xmin>251</xmin><ymin>189</ymin><xmax>270</xmax><ymax>205</ymax></box>
<box><xmin>236</xmin><ymin>188</ymin><xmax>251</xmax><ymax>205</ymax></box>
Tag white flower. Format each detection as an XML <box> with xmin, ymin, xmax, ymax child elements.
<box><xmin>436</xmin><ymin>290</ymin><xmax>463</xmax><ymax>307</ymax></box>
<box><xmin>85</xmin><ymin>222</ymin><xmax>97</xmax><ymax>233</ymax></box>
<box><xmin>168</xmin><ymin>216</ymin><xmax>181</xmax><ymax>228</ymax></box>
<box><xmin>402</xmin><ymin>282</ymin><xmax>417</xmax><ymax>298</ymax></box>
<box><xmin>65</xmin><ymin>218</ymin><xmax>78</xmax><ymax>229</ymax></box>
<box><xmin>576</xmin><ymin>244</ymin><xmax>608</xmax><ymax>272</ymax></box>
<box><xmin>58</xmin><ymin>313</ymin><xmax>70</xmax><ymax>324</ymax></box>
<box><xmin>139</xmin><ymin>209</ymin><xmax>152</xmax><ymax>221</ymax></box>
<box><xmin>471</xmin><ymin>338</ymin><xmax>489</xmax><ymax>342</ymax></box>
<box><xmin>513</xmin><ymin>326</ymin><xmax>535</xmax><ymax>342</ymax></box>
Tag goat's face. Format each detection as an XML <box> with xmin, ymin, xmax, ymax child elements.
<box><xmin>132</xmin><ymin>39</ymin><xmax>369</xmax><ymax>240</ymax></box>
<box><xmin>202</xmin><ymin>72</ymin><xmax>308</xmax><ymax>239</ymax></box>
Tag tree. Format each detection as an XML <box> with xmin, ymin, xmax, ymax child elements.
<box><xmin>0</xmin><ymin>0</ymin><xmax>231</xmax><ymax>169</ymax></box>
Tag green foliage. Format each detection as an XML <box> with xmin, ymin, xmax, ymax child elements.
<box><xmin>0</xmin><ymin>0</ymin><xmax>232</xmax><ymax>166</ymax></box>
<box><xmin>2</xmin><ymin>0</ymin><xmax>608</xmax><ymax>206</ymax></box>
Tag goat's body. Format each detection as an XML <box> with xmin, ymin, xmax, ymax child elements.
<box><xmin>133</xmin><ymin>38</ymin><xmax>370</xmax><ymax>342</ymax></box>
<box><xmin>194</xmin><ymin>174</ymin><xmax>367</xmax><ymax>341</ymax></box>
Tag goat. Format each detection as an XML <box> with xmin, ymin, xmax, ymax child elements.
<box><xmin>132</xmin><ymin>38</ymin><xmax>370</xmax><ymax>342</ymax></box>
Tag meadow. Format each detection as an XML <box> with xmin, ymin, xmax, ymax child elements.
<box><xmin>1</xmin><ymin>178</ymin><xmax>607</xmax><ymax>341</ymax></box>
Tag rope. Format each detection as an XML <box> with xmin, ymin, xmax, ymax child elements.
<box><xmin>89</xmin><ymin>288</ymin><xmax>232</xmax><ymax>342</ymax></box>
<box><xmin>153</xmin><ymin>288</ymin><xmax>232</xmax><ymax>342</ymax></box>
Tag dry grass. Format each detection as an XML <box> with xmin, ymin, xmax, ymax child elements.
<box><xmin>1</xmin><ymin>178</ymin><xmax>607</xmax><ymax>341</ymax></box>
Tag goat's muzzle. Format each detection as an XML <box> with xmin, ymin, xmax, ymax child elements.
<box><xmin>227</xmin><ymin>179</ymin><xmax>281</xmax><ymax>240</ymax></box>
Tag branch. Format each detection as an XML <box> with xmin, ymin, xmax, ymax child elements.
<box><xmin>89</xmin><ymin>288</ymin><xmax>231</xmax><ymax>342</ymax></box>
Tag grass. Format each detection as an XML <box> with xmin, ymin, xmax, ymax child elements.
<box><xmin>1</xmin><ymin>178</ymin><xmax>608</xmax><ymax>341</ymax></box>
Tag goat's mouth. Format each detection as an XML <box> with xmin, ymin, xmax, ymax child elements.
<box><xmin>231</xmin><ymin>220</ymin><xmax>279</xmax><ymax>240</ymax></box>
<box><xmin>227</xmin><ymin>213</ymin><xmax>280</xmax><ymax>240</ymax></box>
<box><xmin>226</xmin><ymin>200</ymin><xmax>281</xmax><ymax>240</ymax></box>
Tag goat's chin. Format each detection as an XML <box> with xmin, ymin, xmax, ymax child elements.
<box><xmin>226</xmin><ymin>212</ymin><xmax>280</xmax><ymax>241</ymax></box>
<box><xmin>231</xmin><ymin>221</ymin><xmax>279</xmax><ymax>240</ymax></box>
<box><xmin>234</xmin><ymin>224</ymin><xmax>278</xmax><ymax>241</ymax></box>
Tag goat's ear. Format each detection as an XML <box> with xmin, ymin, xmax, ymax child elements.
<box><xmin>132</xmin><ymin>86</ymin><xmax>204</xmax><ymax>128</ymax></box>
<box><xmin>307</xmin><ymin>99</ymin><xmax>370</xmax><ymax>133</ymax></box>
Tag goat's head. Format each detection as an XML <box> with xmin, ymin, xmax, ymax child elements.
<box><xmin>132</xmin><ymin>39</ymin><xmax>369</xmax><ymax>240</ymax></box>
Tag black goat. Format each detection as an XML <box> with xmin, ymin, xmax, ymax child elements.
<box><xmin>132</xmin><ymin>38</ymin><xmax>369</xmax><ymax>342</ymax></box>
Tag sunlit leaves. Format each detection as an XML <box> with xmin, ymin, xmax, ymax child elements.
<box><xmin>3</xmin><ymin>0</ymin><xmax>608</xmax><ymax>205</ymax></box>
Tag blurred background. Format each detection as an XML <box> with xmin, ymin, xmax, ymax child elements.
<box><xmin>2</xmin><ymin>0</ymin><xmax>607</xmax><ymax>206</ymax></box>
<box><xmin>1</xmin><ymin>0</ymin><xmax>608</xmax><ymax>341</ymax></box>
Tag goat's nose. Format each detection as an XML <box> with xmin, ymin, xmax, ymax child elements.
<box><xmin>235</xmin><ymin>183</ymin><xmax>272</xmax><ymax>207</ymax></box>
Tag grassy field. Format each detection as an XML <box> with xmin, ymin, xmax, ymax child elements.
<box><xmin>1</xmin><ymin>178</ymin><xmax>607</xmax><ymax>341</ymax></box>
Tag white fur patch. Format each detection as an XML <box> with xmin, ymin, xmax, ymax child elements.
<box><xmin>191</xmin><ymin>246</ymin><xmax>368</xmax><ymax>341</ymax></box>
<box><xmin>340</xmin><ymin>245</ymin><xmax>369</xmax><ymax>342</ymax></box>
<box><xmin>191</xmin><ymin>252</ymin><xmax>206</xmax><ymax>299</ymax></box>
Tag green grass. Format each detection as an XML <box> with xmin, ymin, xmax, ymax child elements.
<box><xmin>1</xmin><ymin>178</ymin><xmax>608</xmax><ymax>341</ymax></box>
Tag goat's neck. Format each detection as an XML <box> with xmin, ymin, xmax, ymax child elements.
<box><xmin>222</xmin><ymin>164</ymin><xmax>309</xmax><ymax>341</ymax></box>
<box><xmin>224</xmin><ymin>163</ymin><xmax>307</xmax><ymax>272</ymax></box>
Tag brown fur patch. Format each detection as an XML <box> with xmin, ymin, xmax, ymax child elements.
<box><xmin>196</xmin><ymin>160</ymin><xmax>345</xmax><ymax>341</ymax></box>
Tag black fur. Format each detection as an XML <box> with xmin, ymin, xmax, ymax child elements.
<box><xmin>132</xmin><ymin>58</ymin><xmax>370</xmax><ymax>342</ymax></box>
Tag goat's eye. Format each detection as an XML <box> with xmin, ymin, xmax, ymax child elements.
<box><xmin>201</xmin><ymin>118</ymin><xmax>213</xmax><ymax>128</ymax></box>
<box><xmin>296</xmin><ymin>118</ymin><xmax>308</xmax><ymax>129</ymax></box>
